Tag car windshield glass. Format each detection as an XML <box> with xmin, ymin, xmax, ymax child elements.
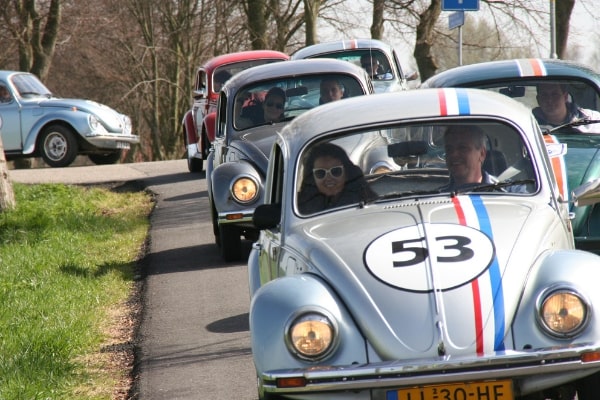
<box><xmin>234</xmin><ymin>73</ymin><xmax>365</xmax><ymax>130</ymax></box>
<box><xmin>296</xmin><ymin>121</ymin><xmax>537</xmax><ymax>216</ymax></box>
<box><xmin>10</xmin><ymin>73</ymin><xmax>52</xmax><ymax>98</ymax></box>
<box><xmin>310</xmin><ymin>49</ymin><xmax>393</xmax><ymax>81</ymax></box>
<box><xmin>475</xmin><ymin>79</ymin><xmax>600</xmax><ymax>134</ymax></box>
<box><xmin>213</xmin><ymin>59</ymin><xmax>284</xmax><ymax>94</ymax></box>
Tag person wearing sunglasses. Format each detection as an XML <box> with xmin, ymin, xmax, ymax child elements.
<box><xmin>360</xmin><ymin>53</ymin><xmax>392</xmax><ymax>80</ymax></box>
<box><xmin>237</xmin><ymin>86</ymin><xmax>286</xmax><ymax>129</ymax></box>
<box><xmin>261</xmin><ymin>86</ymin><xmax>286</xmax><ymax>123</ymax></box>
<box><xmin>298</xmin><ymin>142</ymin><xmax>376</xmax><ymax>214</ymax></box>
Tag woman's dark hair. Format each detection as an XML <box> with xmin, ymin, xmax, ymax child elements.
<box><xmin>265</xmin><ymin>86</ymin><xmax>286</xmax><ymax>103</ymax></box>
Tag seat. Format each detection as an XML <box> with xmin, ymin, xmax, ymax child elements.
<box><xmin>483</xmin><ymin>150</ymin><xmax>507</xmax><ymax>176</ymax></box>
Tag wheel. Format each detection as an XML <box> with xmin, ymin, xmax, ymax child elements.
<box><xmin>39</xmin><ymin>125</ymin><xmax>78</xmax><ymax>167</ymax></box>
<box><xmin>219</xmin><ymin>224</ymin><xmax>242</xmax><ymax>262</ymax></box>
<box><xmin>576</xmin><ymin>371</ymin><xmax>600</xmax><ymax>399</ymax></box>
<box><xmin>185</xmin><ymin>131</ymin><xmax>203</xmax><ymax>172</ymax></box>
<box><xmin>88</xmin><ymin>150</ymin><xmax>122</xmax><ymax>165</ymax></box>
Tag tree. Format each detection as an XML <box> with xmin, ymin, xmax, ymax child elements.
<box><xmin>555</xmin><ymin>0</ymin><xmax>575</xmax><ymax>58</ymax></box>
<box><xmin>0</xmin><ymin>120</ymin><xmax>15</xmax><ymax>211</ymax></box>
<box><xmin>0</xmin><ymin>0</ymin><xmax>62</xmax><ymax>80</ymax></box>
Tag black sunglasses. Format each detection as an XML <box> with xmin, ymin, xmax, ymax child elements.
<box><xmin>313</xmin><ymin>165</ymin><xmax>344</xmax><ymax>180</ymax></box>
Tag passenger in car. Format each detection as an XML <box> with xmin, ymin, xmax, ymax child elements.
<box><xmin>441</xmin><ymin>125</ymin><xmax>496</xmax><ymax>191</ymax></box>
<box><xmin>0</xmin><ymin>85</ymin><xmax>11</xmax><ymax>103</ymax></box>
<box><xmin>213</xmin><ymin>70</ymin><xmax>232</xmax><ymax>92</ymax></box>
<box><xmin>319</xmin><ymin>77</ymin><xmax>345</xmax><ymax>104</ymax></box>
<box><xmin>360</xmin><ymin>54</ymin><xmax>392</xmax><ymax>80</ymax></box>
<box><xmin>238</xmin><ymin>86</ymin><xmax>286</xmax><ymax>129</ymax></box>
<box><xmin>533</xmin><ymin>83</ymin><xmax>600</xmax><ymax>133</ymax></box>
<box><xmin>298</xmin><ymin>142</ymin><xmax>377</xmax><ymax>214</ymax></box>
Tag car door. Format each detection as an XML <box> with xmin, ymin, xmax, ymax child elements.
<box><xmin>0</xmin><ymin>84</ymin><xmax>22</xmax><ymax>151</ymax></box>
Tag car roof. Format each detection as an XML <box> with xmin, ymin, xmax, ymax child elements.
<box><xmin>221</xmin><ymin>58</ymin><xmax>371</xmax><ymax>94</ymax></box>
<box><xmin>291</xmin><ymin>38</ymin><xmax>394</xmax><ymax>60</ymax></box>
<box><xmin>422</xmin><ymin>58</ymin><xmax>600</xmax><ymax>88</ymax></box>
<box><xmin>0</xmin><ymin>70</ymin><xmax>33</xmax><ymax>80</ymax></box>
<box><xmin>200</xmin><ymin>50</ymin><xmax>289</xmax><ymax>71</ymax></box>
<box><xmin>279</xmin><ymin>88</ymin><xmax>536</xmax><ymax>152</ymax></box>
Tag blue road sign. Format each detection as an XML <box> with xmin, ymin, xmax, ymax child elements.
<box><xmin>442</xmin><ymin>0</ymin><xmax>479</xmax><ymax>11</ymax></box>
<box><xmin>448</xmin><ymin>11</ymin><xmax>465</xmax><ymax>30</ymax></box>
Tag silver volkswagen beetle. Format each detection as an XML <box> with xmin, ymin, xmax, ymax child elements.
<box><xmin>248</xmin><ymin>88</ymin><xmax>600</xmax><ymax>400</ymax></box>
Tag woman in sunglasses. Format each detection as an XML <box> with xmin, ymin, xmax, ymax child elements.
<box><xmin>298</xmin><ymin>142</ymin><xmax>376</xmax><ymax>214</ymax></box>
<box><xmin>261</xmin><ymin>87</ymin><xmax>286</xmax><ymax>123</ymax></box>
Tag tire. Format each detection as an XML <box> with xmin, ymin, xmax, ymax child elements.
<box><xmin>219</xmin><ymin>224</ymin><xmax>242</xmax><ymax>262</ymax></box>
<box><xmin>185</xmin><ymin>131</ymin><xmax>203</xmax><ymax>172</ymax></box>
<box><xmin>39</xmin><ymin>125</ymin><xmax>78</xmax><ymax>167</ymax></box>
<box><xmin>88</xmin><ymin>150</ymin><xmax>122</xmax><ymax>165</ymax></box>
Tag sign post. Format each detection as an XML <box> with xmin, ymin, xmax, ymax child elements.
<box><xmin>443</xmin><ymin>0</ymin><xmax>480</xmax><ymax>66</ymax></box>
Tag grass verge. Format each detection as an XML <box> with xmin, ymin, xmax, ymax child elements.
<box><xmin>0</xmin><ymin>182</ymin><xmax>153</xmax><ymax>399</ymax></box>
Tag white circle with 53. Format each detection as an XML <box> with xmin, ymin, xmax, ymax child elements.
<box><xmin>364</xmin><ymin>223</ymin><xmax>495</xmax><ymax>292</ymax></box>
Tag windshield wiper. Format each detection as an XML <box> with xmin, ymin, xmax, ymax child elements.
<box><xmin>544</xmin><ymin>117</ymin><xmax>600</xmax><ymax>134</ymax></box>
<box><xmin>454</xmin><ymin>179</ymin><xmax>535</xmax><ymax>194</ymax></box>
<box><xmin>373</xmin><ymin>188</ymin><xmax>443</xmax><ymax>202</ymax></box>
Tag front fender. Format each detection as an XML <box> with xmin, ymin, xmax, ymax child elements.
<box><xmin>210</xmin><ymin>160</ymin><xmax>263</xmax><ymax>215</ymax></box>
<box><xmin>250</xmin><ymin>274</ymin><xmax>367</xmax><ymax>375</ymax></box>
<box><xmin>24</xmin><ymin>111</ymin><xmax>90</xmax><ymax>154</ymax></box>
<box><xmin>513</xmin><ymin>249</ymin><xmax>600</xmax><ymax>349</ymax></box>
<box><xmin>204</xmin><ymin>112</ymin><xmax>216</xmax><ymax>143</ymax></box>
<box><xmin>182</xmin><ymin>110</ymin><xmax>197</xmax><ymax>147</ymax></box>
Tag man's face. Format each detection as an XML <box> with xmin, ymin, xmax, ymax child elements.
<box><xmin>361</xmin><ymin>57</ymin><xmax>379</xmax><ymax>77</ymax></box>
<box><xmin>320</xmin><ymin>81</ymin><xmax>343</xmax><ymax>103</ymax></box>
<box><xmin>536</xmin><ymin>84</ymin><xmax>568</xmax><ymax>119</ymax></box>
<box><xmin>444</xmin><ymin>132</ymin><xmax>486</xmax><ymax>185</ymax></box>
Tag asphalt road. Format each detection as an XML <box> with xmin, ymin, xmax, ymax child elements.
<box><xmin>9</xmin><ymin>160</ymin><xmax>258</xmax><ymax>400</ymax></box>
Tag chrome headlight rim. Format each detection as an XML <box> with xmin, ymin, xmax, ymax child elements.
<box><xmin>284</xmin><ymin>307</ymin><xmax>339</xmax><ymax>362</ymax></box>
<box><xmin>229</xmin><ymin>175</ymin><xmax>260</xmax><ymax>204</ymax></box>
<box><xmin>88</xmin><ymin>114</ymin><xmax>108</xmax><ymax>134</ymax></box>
<box><xmin>536</xmin><ymin>285</ymin><xmax>591</xmax><ymax>339</ymax></box>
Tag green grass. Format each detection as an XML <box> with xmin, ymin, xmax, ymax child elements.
<box><xmin>0</xmin><ymin>183</ymin><xmax>153</xmax><ymax>399</ymax></box>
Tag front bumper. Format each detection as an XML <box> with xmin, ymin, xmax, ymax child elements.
<box><xmin>260</xmin><ymin>346</ymin><xmax>600</xmax><ymax>398</ymax></box>
<box><xmin>83</xmin><ymin>133</ymin><xmax>140</xmax><ymax>150</ymax></box>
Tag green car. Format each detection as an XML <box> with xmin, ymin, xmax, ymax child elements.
<box><xmin>422</xmin><ymin>58</ymin><xmax>600</xmax><ymax>252</ymax></box>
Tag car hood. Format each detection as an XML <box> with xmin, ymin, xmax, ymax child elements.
<box><xmin>297</xmin><ymin>195</ymin><xmax>563</xmax><ymax>359</ymax></box>
<box><xmin>234</xmin><ymin>123</ymin><xmax>287</xmax><ymax>171</ymax></box>
<box><xmin>36</xmin><ymin>98</ymin><xmax>128</xmax><ymax>130</ymax></box>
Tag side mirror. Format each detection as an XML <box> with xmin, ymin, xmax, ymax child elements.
<box><xmin>253</xmin><ymin>203</ymin><xmax>281</xmax><ymax>230</ymax></box>
<box><xmin>193</xmin><ymin>88</ymin><xmax>206</xmax><ymax>100</ymax></box>
<box><xmin>572</xmin><ymin>178</ymin><xmax>600</xmax><ymax>206</ymax></box>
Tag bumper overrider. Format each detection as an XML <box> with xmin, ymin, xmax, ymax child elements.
<box><xmin>260</xmin><ymin>345</ymin><xmax>600</xmax><ymax>398</ymax></box>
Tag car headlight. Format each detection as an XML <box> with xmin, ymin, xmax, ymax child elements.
<box><xmin>537</xmin><ymin>287</ymin><xmax>589</xmax><ymax>338</ymax></box>
<box><xmin>88</xmin><ymin>114</ymin><xmax>108</xmax><ymax>134</ymax></box>
<box><xmin>230</xmin><ymin>176</ymin><xmax>258</xmax><ymax>203</ymax></box>
<box><xmin>286</xmin><ymin>312</ymin><xmax>336</xmax><ymax>360</ymax></box>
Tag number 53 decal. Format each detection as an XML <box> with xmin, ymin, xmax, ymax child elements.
<box><xmin>365</xmin><ymin>223</ymin><xmax>494</xmax><ymax>292</ymax></box>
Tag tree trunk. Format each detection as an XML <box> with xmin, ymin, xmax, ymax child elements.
<box><xmin>413</xmin><ymin>0</ymin><xmax>442</xmax><ymax>81</ymax></box>
<box><xmin>245</xmin><ymin>0</ymin><xmax>267</xmax><ymax>49</ymax></box>
<box><xmin>371</xmin><ymin>0</ymin><xmax>385</xmax><ymax>39</ymax></box>
<box><xmin>304</xmin><ymin>0</ymin><xmax>321</xmax><ymax>45</ymax></box>
<box><xmin>0</xmin><ymin>124</ymin><xmax>16</xmax><ymax>211</ymax></box>
<box><xmin>555</xmin><ymin>0</ymin><xmax>575</xmax><ymax>59</ymax></box>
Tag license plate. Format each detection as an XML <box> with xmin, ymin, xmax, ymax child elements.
<box><xmin>116</xmin><ymin>141</ymin><xmax>130</xmax><ymax>149</ymax></box>
<box><xmin>387</xmin><ymin>380</ymin><xmax>513</xmax><ymax>400</ymax></box>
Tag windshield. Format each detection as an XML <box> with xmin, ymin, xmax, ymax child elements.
<box><xmin>296</xmin><ymin>121</ymin><xmax>537</xmax><ymax>216</ymax></box>
<box><xmin>10</xmin><ymin>73</ymin><xmax>53</xmax><ymax>98</ymax></box>
<box><xmin>474</xmin><ymin>79</ymin><xmax>600</xmax><ymax>134</ymax></box>
<box><xmin>234</xmin><ymin>73</ymin><xmax>366</xmax><ymax>130</ymax></box>
<box><xmin>309</xmin><ymin>49</ymin><xmax>394</xmax><ymax>82</ymax></box>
